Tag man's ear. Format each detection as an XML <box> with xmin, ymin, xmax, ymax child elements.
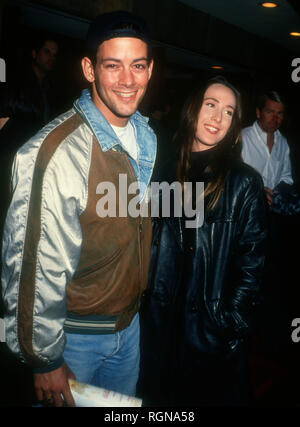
<box><xmin>81</xmin><ymin>57</ymin><xmax>95</xmax><ymax>83</ymax></box>
<box><xmin>148</xmin><ymin>59</ymin><xmax>154</xmax><ymax>81</ymax></box>
<box><xmin>256</xmin><ymin>107</ymin><xmax>261</xmax><ymax>120</ymax></box>
<box><xmin>32</xmin><ymin>49</ymin><xmax>37</xmax><ymax>60</ymax></box>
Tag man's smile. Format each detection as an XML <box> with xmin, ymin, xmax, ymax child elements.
<box><xmin>114</xmin><ymin>90</ymin><xmax>137</xmax><ymax>100</ymax></box>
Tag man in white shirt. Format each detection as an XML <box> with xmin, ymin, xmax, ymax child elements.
<box><xmin>242</xmin><ymin>91</ymin><xmax>293</xmax><ymax>356</ymax></box>
<box><xmin>241</xmin><ymin>91</ymin><xmax>293</xmax><ymax>206</ymax></box>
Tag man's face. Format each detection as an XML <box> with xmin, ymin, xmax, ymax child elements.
<box><xmin>256</xmin><ymin>99</ymin><xmax>284</xmax><ymax>134</ymax></box>
<box><xmin>82</xmin><ymin>37</ymin><xmax>153</xmax><ymax>126</ymax></box>
<box><xmin>33</xmin><ymin>40</ymin><xmax>58</xmax><ymax>73</ymax></box>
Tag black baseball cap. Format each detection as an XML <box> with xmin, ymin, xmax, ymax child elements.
<box><xmin>86</xmin><ymin>10</ymin><xmax>151</xmax><ymax>52</ymax></box>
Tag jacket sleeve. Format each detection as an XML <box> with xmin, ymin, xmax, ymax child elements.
<box><xmin>220</xmin><ymin>172</ymin><xmax>267</xmax><ymax>338</ymax></box>
<box><xmin>1</xmin><ymin>127</ymin><xmax>89</xmax><ymax>371</ymax></box>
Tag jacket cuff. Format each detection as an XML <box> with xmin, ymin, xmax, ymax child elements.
<box><xmin>33</xmin><ymin>356</ymin><xmax>64</xmax><ymax>374</ymax></box>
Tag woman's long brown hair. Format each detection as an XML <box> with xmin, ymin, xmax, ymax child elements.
<box><xmin>175</xmin><ymin>76</ymin><xmax>242</xmax><ymax>211</ymax></box>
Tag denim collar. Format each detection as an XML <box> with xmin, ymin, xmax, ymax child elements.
<box><xmin>73</xmin><ymin>89</ymin><xmax>150</xmax><ymax>152</ymax></box>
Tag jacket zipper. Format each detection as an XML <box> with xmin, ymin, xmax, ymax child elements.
<box><xmin>121</xmin><ymin>153</ymin><xmax>143</xmax><ymax>291</ymax></box>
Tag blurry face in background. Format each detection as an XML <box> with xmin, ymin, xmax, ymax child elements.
<box><xmin>32</xmin><ymin>40</ymin><xmax>58</xmax><ymax>74</ymax></box>
<box><xmin>193</xmin><ymin>83</ymin><xmax>236</xmax><ymax>152</ymax></box>
<box><xmin>256</xmin><ymin>99</ymin><xmax>284</xmax><ymax>134</ymax></box>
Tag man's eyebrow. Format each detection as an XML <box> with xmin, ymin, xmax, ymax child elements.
<box><xmin>132</xmin><ymin>57</ymin><xmax>148</xmax><ymax>63</ymax></box>
<box><xmin>100</xmin><ymin>57</ymin><xmax>149</xmax><ymax>63</ymax></box>
<box><xmin>100</xmin><ymin>58</ymin><xmax>121</xmax><ymax>63</ymax></box>
<box><xmin>204</xmin><ymin>97</ymin><xmax>235</xmax><ymax>110</ymax></box>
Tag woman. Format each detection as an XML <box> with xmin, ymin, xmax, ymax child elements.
<box><xmin>137</xmin><ymin>76</ymin><xmax>267</xmax><ymax>406</ymax></box>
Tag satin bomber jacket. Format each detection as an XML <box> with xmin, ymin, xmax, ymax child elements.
<box><xmin>140</xmin><ymin>161</ymin><xmax>267</xmax><ymax>362</ymax></box>
<box><xmin>1</xmin><ymin>89</ymin><xmax>156</xmax><ymax>369</ymax></box>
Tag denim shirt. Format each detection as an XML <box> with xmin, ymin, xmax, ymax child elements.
<box><xmin>73</xmin><ymin>89</ymin><xmax>157</xmax><ymax>201</ymax></box>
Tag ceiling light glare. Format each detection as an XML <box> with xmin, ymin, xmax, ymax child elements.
<box><xmin>211</xmin><ymin>65</ymin><xmax>224</xmax><ymax>70</ymax></box>
<box><xmin>290</xmin><ymin>32</ymin><xmax>300</xmax><ymax>37</ymax></box>
<box><xmin>259</xmin><ymin>2</ymin><xmax>279</xmax><ymax>8</ymax></box>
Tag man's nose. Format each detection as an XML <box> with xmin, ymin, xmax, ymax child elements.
<box><xmin>47</xmin><ymin>53</ymin><xmax>56</xmax><ymax>64</ymax></box>
<box><xmin>119</xmin><ymin>68</ymin><xmax>135</xmax><ymax>86</ymax></box>
<box><xmin>270</xmin><ymin>114</ymin><xmax>280</xmax><ymax>125</ymax></box>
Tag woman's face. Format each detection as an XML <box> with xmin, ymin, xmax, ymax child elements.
<box><xmin>193</xmin><ymin>83</ymin><xmax>236</xmax><ymax>152</ymax></box>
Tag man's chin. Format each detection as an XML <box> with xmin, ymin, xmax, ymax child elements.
<box><xmin>115</xmin><ymin>107</ymin><xmax>138</xmax><ymax>119</ymax></box>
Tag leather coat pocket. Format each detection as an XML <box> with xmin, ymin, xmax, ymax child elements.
<box><xmin>208</xmin><ymin>299</ymin><xmax>243</xmax><ymax>354</ymax></box>
<box><xmin>208</xmin><ymin>299</ymin><xmax>230</xmax><ymax>332</ymax></box>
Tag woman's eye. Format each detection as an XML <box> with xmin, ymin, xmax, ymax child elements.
<box><xmin>206</xmin><ymin>102</ymin><xmax>215</xmax><ymax>108</ymax></box>
<box><xmin>224</xmin><ymin>110</ymin><xmax>233</xmax><ymax>117</ymax></box>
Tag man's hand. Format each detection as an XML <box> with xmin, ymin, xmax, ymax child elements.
<box><xmin>264</xmin><ymin>187</ymin><xmax>274</xmax><ymax>206</ymax></box>
<box><xmin>34</xmin><ymin>362</ymin><xmax>76</xmax><ymax>407</ymax></box>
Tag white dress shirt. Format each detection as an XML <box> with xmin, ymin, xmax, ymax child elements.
<box><xmin>241</xmin><ymin>120</ymin><xmax>293</xmax><ymax>190</ymax></box>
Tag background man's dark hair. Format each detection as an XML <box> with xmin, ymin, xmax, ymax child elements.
<box><xmin>257</xmin><ymin>91</ymin><xmax>285</xmax><ymax>111</ymax></box>
<box><xmin>31</xmin><ymin>32</ymin><xmax>59</xmax><ymax>54</ymax></box>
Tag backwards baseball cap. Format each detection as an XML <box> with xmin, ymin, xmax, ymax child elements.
<box><xmin>86</xmin><ymin>10</ymin><xmax>151</xmax><ymax>52</ymax></box>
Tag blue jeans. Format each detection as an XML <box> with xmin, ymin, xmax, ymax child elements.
<box><xmin>63</xmin><ymin>313</ymin><xmax>140</xmax><ymax>397</ymax></box>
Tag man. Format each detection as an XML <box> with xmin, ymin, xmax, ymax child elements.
<box><xmin>241</xmin><ymin>91</ymin><xmax>293</xmax><ymax>205</ymax></box>
<box><xmin>1</xmin><ymin>11</ymin><xmax>156</xmax><ymax>407</ymax></box>
<box><xmin>32</xmin><ymin>38</ymin><xmax>58</xmax><ymax>82</ymax></box>
<box><xmin>23</xmin><ymin>34</ymin><xmax>59</xmax><ymax>127</ymax></box>
<box><xmin>30</xmin><ymin>35</ymin><xmax>59</xmax><ymax>125</ymax></box>
<box><xmin>242</xmin><ymin>92</ymin><xmax>292</xmax><ymax>357</ymax></box>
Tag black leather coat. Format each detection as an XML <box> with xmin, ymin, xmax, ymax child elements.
<box><xmin>138</xmin><ymin>161</ymin><xmax>267</xmax><ymax>405</ymax></box>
